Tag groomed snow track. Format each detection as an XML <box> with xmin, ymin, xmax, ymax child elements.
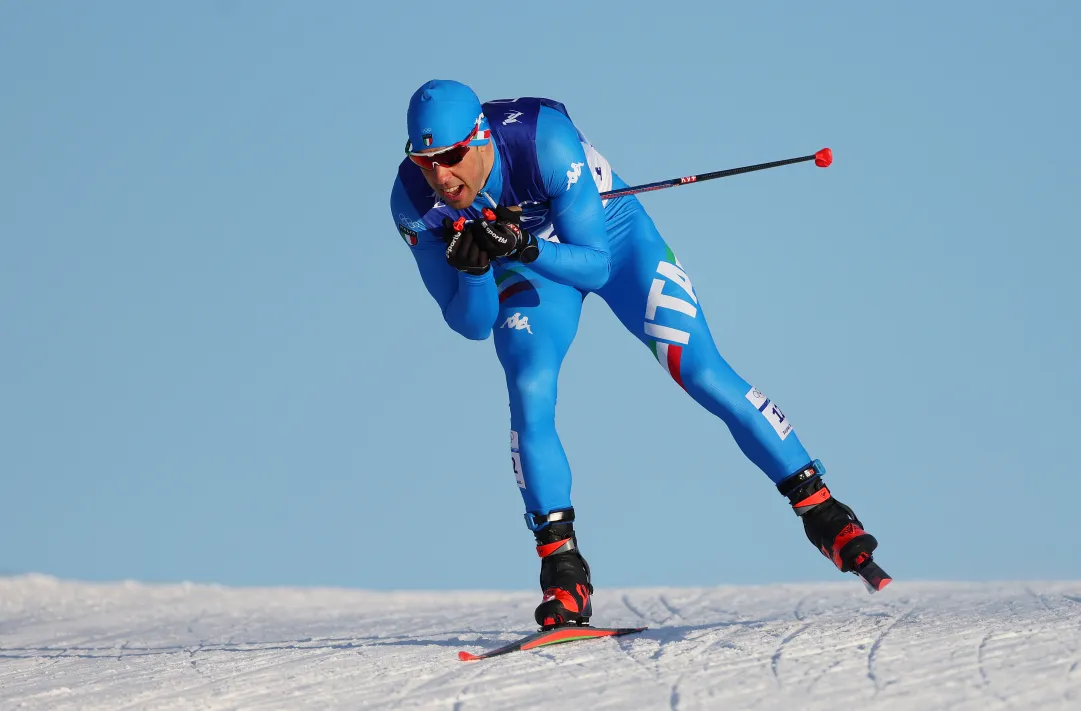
<box><xmin>3</xmin><ymin>575</ymin><xmax>1080</xmax><ymax>709</ymax></box>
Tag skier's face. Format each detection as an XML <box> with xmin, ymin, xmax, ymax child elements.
<box><xmin>415</xmin><ymin>142</ymin><xmax>493</xmax><ymax>210</ymax></box>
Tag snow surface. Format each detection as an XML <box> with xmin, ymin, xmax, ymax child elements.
<box><xmin>2</xmin><ymin>575</ymin><xmax>1081</xmax><ymax>710</ymax></box>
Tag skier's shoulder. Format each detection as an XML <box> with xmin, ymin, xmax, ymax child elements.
<box><xmin>535</xmin><ymin>103</ymin><xmax>585</xmax><ymax>156</ymax></box>
<box><xmin>533</xmin><ymin>104</ymin><xmax>594</xmax><ymax>196</ymax></box>
<box><xmin>390</xmin><ymin>160</ymin><xmax>444</xmax><ymax>248</ymax></box>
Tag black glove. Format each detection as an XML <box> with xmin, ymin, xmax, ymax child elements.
<box><xmin>467</xmin><ymin>206</ymin><xmax>539</xmax><ymax>263</ymax></box>
<box><xmin>442</xmin><ymin>217</ymin><xmax>490</xmax><ymax>275</ymax></box>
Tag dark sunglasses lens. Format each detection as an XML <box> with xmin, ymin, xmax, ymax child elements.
<box><xmin>409</xmin><ymin>144</ymin><xmax>470</xmax><ymax>170</ymax></box>
<box><xmin>409</xmin><ymin>154</ymin><xmax>436</xmax><ymax>169</ymax></box>
<box><xmin>439</xmin><ymin>144</ymin><xmax>470</xmax><ymax>167</ymax></box>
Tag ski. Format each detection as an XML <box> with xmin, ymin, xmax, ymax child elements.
<box><xmin>457</xmin><ymin>625</ymin><xmax>647</xmax><ymax>661</ymax></box>
<box><xmin>854</xmin><ymin>557</ymin><xmax>892</xmax><ymax>593</ymax></box>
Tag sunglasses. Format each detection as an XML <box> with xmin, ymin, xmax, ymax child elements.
<box><xmin>405</xmin><ymin>124</ymin><xmax>480</xmax><ymax>171</ymax></box>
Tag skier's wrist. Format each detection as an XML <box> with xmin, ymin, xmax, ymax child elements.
<box><xmin>512</xmin><ymin>230</ymin><xmax>539</xmax><ymax>263</ymax></box>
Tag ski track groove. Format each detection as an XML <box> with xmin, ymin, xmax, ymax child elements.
<box><xmin>669</xmin><ymin>676</ymin><xmax>682</xmax><ymax>710</ymax></box>
<box><xmin>621</xmin><ymin>594</ymin><xmax>649</xmax><ymax>624</ymax></box>
<box><xmin>615</xmin><ymin>633</ymin><xmax>655</xmax><ymax>674</ymax></box>
<box><xmin>976</xmin><ymin>631</ymin><xmax>1011</xmax><ymax>707</ymax></box>
<box><xmin>770</xmin><ymin>622</ymin><xmax>810</xmax><ymax>688</ymax></box>
<box><xmin>793</xmin><ymin>594</ymin><xmax>809</xmax><ymax>622</ymax></box>
<box><xmin>1026</xmin><ymin>586</ymin><xmax>1081</xmax><ymax>703</ymax></box>
<box><xmin>388</xmin><ymin>651</ymin><xmax>492</xmax><ymax>710</ymax></box>
<box><xmin>804</xmin><ymin>659</ymin><xmax>842</xmax><ymax>695</ymax></box>
<box><xmin>866</xmin><ymin>607</ymin><xmax>914</xmax><ymax>696</ymax></box>
<box><xmin>185</xmin><ymin>641</ymin><xmax>207</xmax><ymax>677</ymax></box>
<box><xmin>658</xmin><ymin>595</ymin><xmax>683</xmax><ymax>624</ymax></box>
<box><xmin>376</xmin><ymin>637</ymin><xmax>471</xmax><ymax>711</ymax></box>
<box><xmin>450</xmin><ymin>649</ymin><xmax>503</xmax><ymax>703</ymax></box>
<box><xmin>112</xmin><ymin>646</ymin><xmax>344</xmax><ymax>711</ymax></box>
<box><xmin>976</xmin><ymin>632</ymin><xmax>992</xmax><ymax>686</ymax></box>
<box><xmin>2</xmin><ymin>635</ymin><xmax>396</xmax><ymax>661</ymax></box>
<box><xmin>450</xmin><ymin>676</ymin><xmax>477</xmax><ymax>711</ymax></box>
<box><xmin>46</xmin><ymin>646</ymin><xmax>71</xmax><ymax>669</ymax></box>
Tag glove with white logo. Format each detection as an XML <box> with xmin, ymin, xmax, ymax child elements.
<box><xmin>442</xmin><ymin>217</ymin><xmax>490</xmax><ymax>275</ymax></box>
<box><xmin>468</xmin><ymin>206</ymin><xmax>540</xmax><ymax>263</ymax></box>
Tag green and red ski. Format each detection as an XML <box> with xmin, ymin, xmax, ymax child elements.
<box><xmin>458</xmin><ymin>625</ymin><xmax>647</xmax><ymax>662</ymax></box>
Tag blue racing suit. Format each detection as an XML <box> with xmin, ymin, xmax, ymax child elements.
<box><xmin>389</xmin><ymin>98</ymin><xmax>813</xmax><ymax>517</ymax></box>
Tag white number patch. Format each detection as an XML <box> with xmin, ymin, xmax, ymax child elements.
<box><xmin>745</xmin><ymin>387</ymin><xmax>793</xmax><ymax>440</ymax></box>
<box><xmin>511</xmin><ymin>430</ymin><xmax>526</xmax><ymax>489</ymax></box>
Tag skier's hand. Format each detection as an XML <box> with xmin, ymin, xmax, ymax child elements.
<box><xmin>467</xmin><ymin>205</ymin><xmax>539</xmax><ymax>262</ymax></box>
<box><xmin>442</xmin><ymin>217</ymin><xmax>490</xmax><ymax>275</ymax></box>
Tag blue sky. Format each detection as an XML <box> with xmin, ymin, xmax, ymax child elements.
<box><xmin>2</xmin><ymin>2</ymin><xmax>1078</xmax><ymax>592</ymax></box>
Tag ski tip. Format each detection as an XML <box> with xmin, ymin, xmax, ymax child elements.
<box><xmin>458</xmin><ymin>650</ymin><xmax>481</xmax><ymax>662</ymax></box>
<box><xmin>860</xmin><ymin>575</ymin><xmax>892</xmax><ymax>594</ymax></box>
<box><xmin>855</xmin><ymin>560</ymin><xmax>893</xmax><ymax>594</ymax></box>
<box><xmin>814</xmin><ymin>147</ymin><xmax>833</xmax><ymax>167</ymax></box>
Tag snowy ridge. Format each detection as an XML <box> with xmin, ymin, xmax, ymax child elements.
<box><xmin>2</xmin><ymin>575</ymin><xmax>1080</xmax><ymax>709</ymax></box>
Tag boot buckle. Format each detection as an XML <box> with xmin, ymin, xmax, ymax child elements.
<box><xmin>525</xmin><ymin>508</ymin><xmax>574</xmax><ymax>531</ymax></box>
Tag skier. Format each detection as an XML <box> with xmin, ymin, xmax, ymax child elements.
<box><xmin>389</xmin><ymin>80</ymin><xmax>881</xmax><ymax>629</ymax></box>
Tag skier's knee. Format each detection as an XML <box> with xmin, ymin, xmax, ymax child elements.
<box><xmin>509</xmin><ymin>367</ymin><xmax>558</xmax><ymax>422</ymax></box>
<box><xmin>679</xmin><ymin>360</ymin><xmax>753</xmax><ymax>422</ymax></box>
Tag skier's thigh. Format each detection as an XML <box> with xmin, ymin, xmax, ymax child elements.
<box><xmin>493</xmin><ymin>267</ymin><xmax>584</xmax><ymax>377</ymax></box>
<box><xmin>597</xmin><ymin>215</ymin><xmax>708</xmax><ymax>350</ymax></box>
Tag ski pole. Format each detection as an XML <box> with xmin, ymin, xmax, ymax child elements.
<box><xmin>598</xmin><ymin>148</ymin><xmax>832</xmax><ymax>200</ymax></box>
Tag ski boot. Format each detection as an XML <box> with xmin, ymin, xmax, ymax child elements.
<box><xmin>778</xmin><ymin>460</ymin><xmax>887</xmax><ymax>588</ymax></box>
<box><xmin>526</xmin><ymin>508</ymin><xmax>593</xmax><ymax>629</ymax></box>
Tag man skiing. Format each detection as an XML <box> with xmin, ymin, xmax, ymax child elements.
<box><xmin>389</xmin><ymin>80</ymin><xmax>882</xmax><ymax>630</ymax></box>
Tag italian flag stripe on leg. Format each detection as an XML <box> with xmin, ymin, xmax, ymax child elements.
<box><xmin>496</xmin><ymin>266</ymin><xmax>524</xmax><ymax>286</ymax></box>
<box><xmin>663</xmin><ymin>244</ymin><xmax>684</xmax><ymax>268</ymax></box>
<box><xmin>649</xmin><ymin>339</ymin><xmax>686</xmax><ymax>390</ymax></box>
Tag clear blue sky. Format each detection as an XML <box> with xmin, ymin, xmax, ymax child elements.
<box><xmin>2</xmin><ymin>2</ymin><xmax>1078</xmax><ymax>592</ymax></box>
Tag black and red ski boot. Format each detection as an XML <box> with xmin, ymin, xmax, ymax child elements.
<box><xmin>527</xmin><ymin>508</ymin><xmax>593</xmax><ymax>629</ymax></box>
<box><xmin>778</xmin><ymin>460</ymin><xmax>878</xmax><ymax>573</ymax></box>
